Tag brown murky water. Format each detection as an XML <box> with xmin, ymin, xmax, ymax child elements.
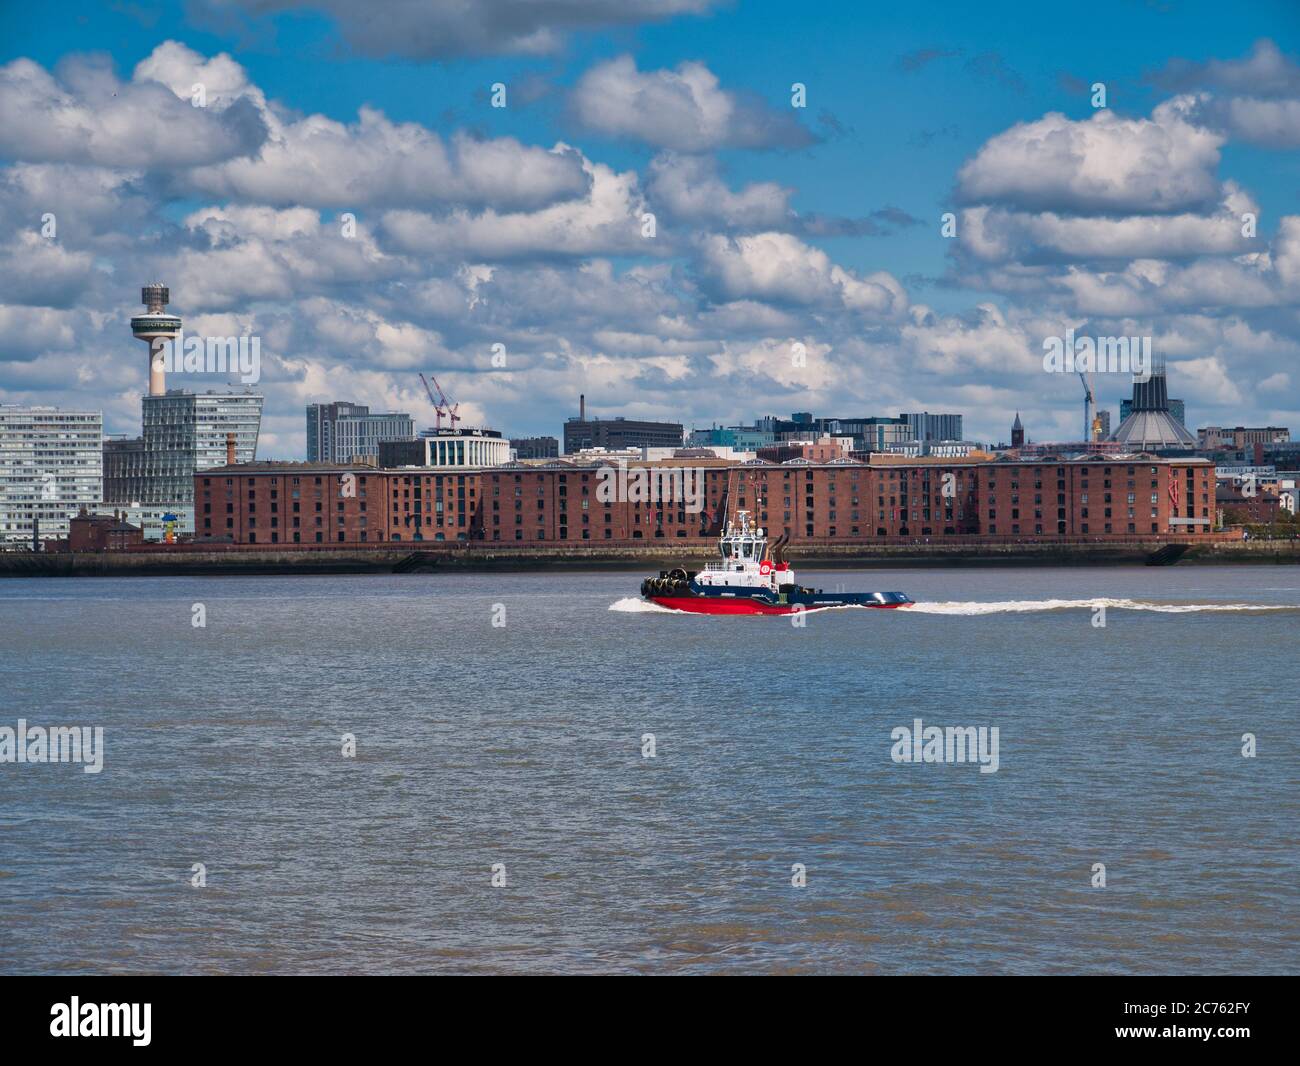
<box><xmin>1</xmin><ymin>566</ymin><xmax>1297</xmax><ymax>973</ymax></box>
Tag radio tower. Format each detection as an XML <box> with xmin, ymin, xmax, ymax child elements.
<box><xmin>130</xmin><ymin>283</ymin><xmax>182</xmax><ymax>396</ymax></box>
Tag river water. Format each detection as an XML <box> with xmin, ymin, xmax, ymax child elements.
<box><xmin>1</xmin><ymin>565</ymin><xmax>1297</xmax><ymax>974</ymax></box>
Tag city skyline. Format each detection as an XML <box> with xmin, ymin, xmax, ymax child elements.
<box><xmin>2</xmin><ymin>2</ymin><xmax>1298</xmax><ymax>457</ymax></box>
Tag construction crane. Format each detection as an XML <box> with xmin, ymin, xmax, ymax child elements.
<box><xmin>418</xmin><ymin>373</ymin><xmax>446</xmax><ymax>430</ymax></box>
<box><xmin>1077</xmin><ymin>371</ymin><xmax>1095</xmax><ymax>443</ymax></box>
<box><xmin>429</xmin><ymin>375</ymin><xmax>461</xmax><ymax>430</ymax></box>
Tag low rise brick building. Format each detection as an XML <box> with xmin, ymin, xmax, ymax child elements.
<box><xmin>1216</xmin><ymin>482</ymin><xmax>1281</xmax><ymax>525</ymax></box>
<box><xmin>66</xmin><ymin>511</ymin><xmax>145</xmax><ymax>551</ymax></box>
<box><xmin>756</xmin><ymin>438</ymin><xmax>849</xmax><ymax>464</ymax></box>
<box><xmin>194</xmin><ymin>463</ymin><xmax>479</xmax><ymax>545</ymax></box>
<box><xmin>980</xmin><ymin>457</ymin><xmax>1214</xmax><ymax>537</ymax></box>
<box><xmin>195</xmin><ymin>454</ymin><xmax>1217</xmax><ymax>546</ymax></box>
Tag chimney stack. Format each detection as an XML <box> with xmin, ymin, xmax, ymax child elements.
<box><xmin>226</xmin><ymin>432</ymin><xmax>237</xmax><ymax>466</ymax></box>
<box><xmin>580</xmin><ymin>393</ymin><xmax>585</xmax><ymax>420</ymax></box>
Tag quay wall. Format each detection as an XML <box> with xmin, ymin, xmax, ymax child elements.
<box><xmin>2</xmin><ymin>538</ymin><xmax>1297</xmax><ymax>577</ymax></box>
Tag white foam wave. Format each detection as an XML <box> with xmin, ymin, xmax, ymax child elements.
<box><xmin>608</xmin><ymin>597</ymin><xmax>678</xmax><ymax>613</ymax></box>
<box><xmin>609</xmin><ymin>595</ymin><xmax>1296</xmax><ymax>617</ymax></box>
<box><xmin>905</xmin><ymin>597</ymin><xmax>1295</xmax><ymax>616</ymax></box>
<box><xmin>609</xmin><ymin>595</ymin><xmax>1296</xmax><ymax>616</ymax></box>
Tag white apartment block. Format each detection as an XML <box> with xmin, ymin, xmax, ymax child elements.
<box><xmin>0</xmin><ymin>405</ymin><xmax>103</xmax><ymax>548</ymax></box>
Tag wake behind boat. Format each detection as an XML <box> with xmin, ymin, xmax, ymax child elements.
<box><xmin>639</xmin><ymin>511</ymin><xmax>912</xmax><ymax>615</ymax></box>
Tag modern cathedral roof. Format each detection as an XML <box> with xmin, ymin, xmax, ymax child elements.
<box><xmin>1110</xmin><ymin>367</ymin><xmax>1197</xmax><ymax>449</ymax></box>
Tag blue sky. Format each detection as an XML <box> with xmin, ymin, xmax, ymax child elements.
<box><xmin>2</xmin><ymin>0</ymin><xmax>1299</xmax><ymax>453</ymax></box>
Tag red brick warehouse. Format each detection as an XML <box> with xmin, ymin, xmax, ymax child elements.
<box><xmin>196</xmin><ymin>455</ymin><xmax>1217</xmax><ymax>546</ymax></box>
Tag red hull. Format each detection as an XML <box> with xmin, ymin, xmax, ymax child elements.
<box><xmin>648</xmin><ymin>596</ymin><xmax>909</xmax><ymax>615</ymax></box>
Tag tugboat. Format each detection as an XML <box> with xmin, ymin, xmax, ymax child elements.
<box><xmin>639</xmin><ymin>511</ymin><xmax>912</xmax><ymax>615</ymax></box>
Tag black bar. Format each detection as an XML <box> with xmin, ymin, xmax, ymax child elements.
<box><xmin>2</xmin><ymin>977</ymin><xmax>1286</xmax><ymax>1052</ymax></box>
